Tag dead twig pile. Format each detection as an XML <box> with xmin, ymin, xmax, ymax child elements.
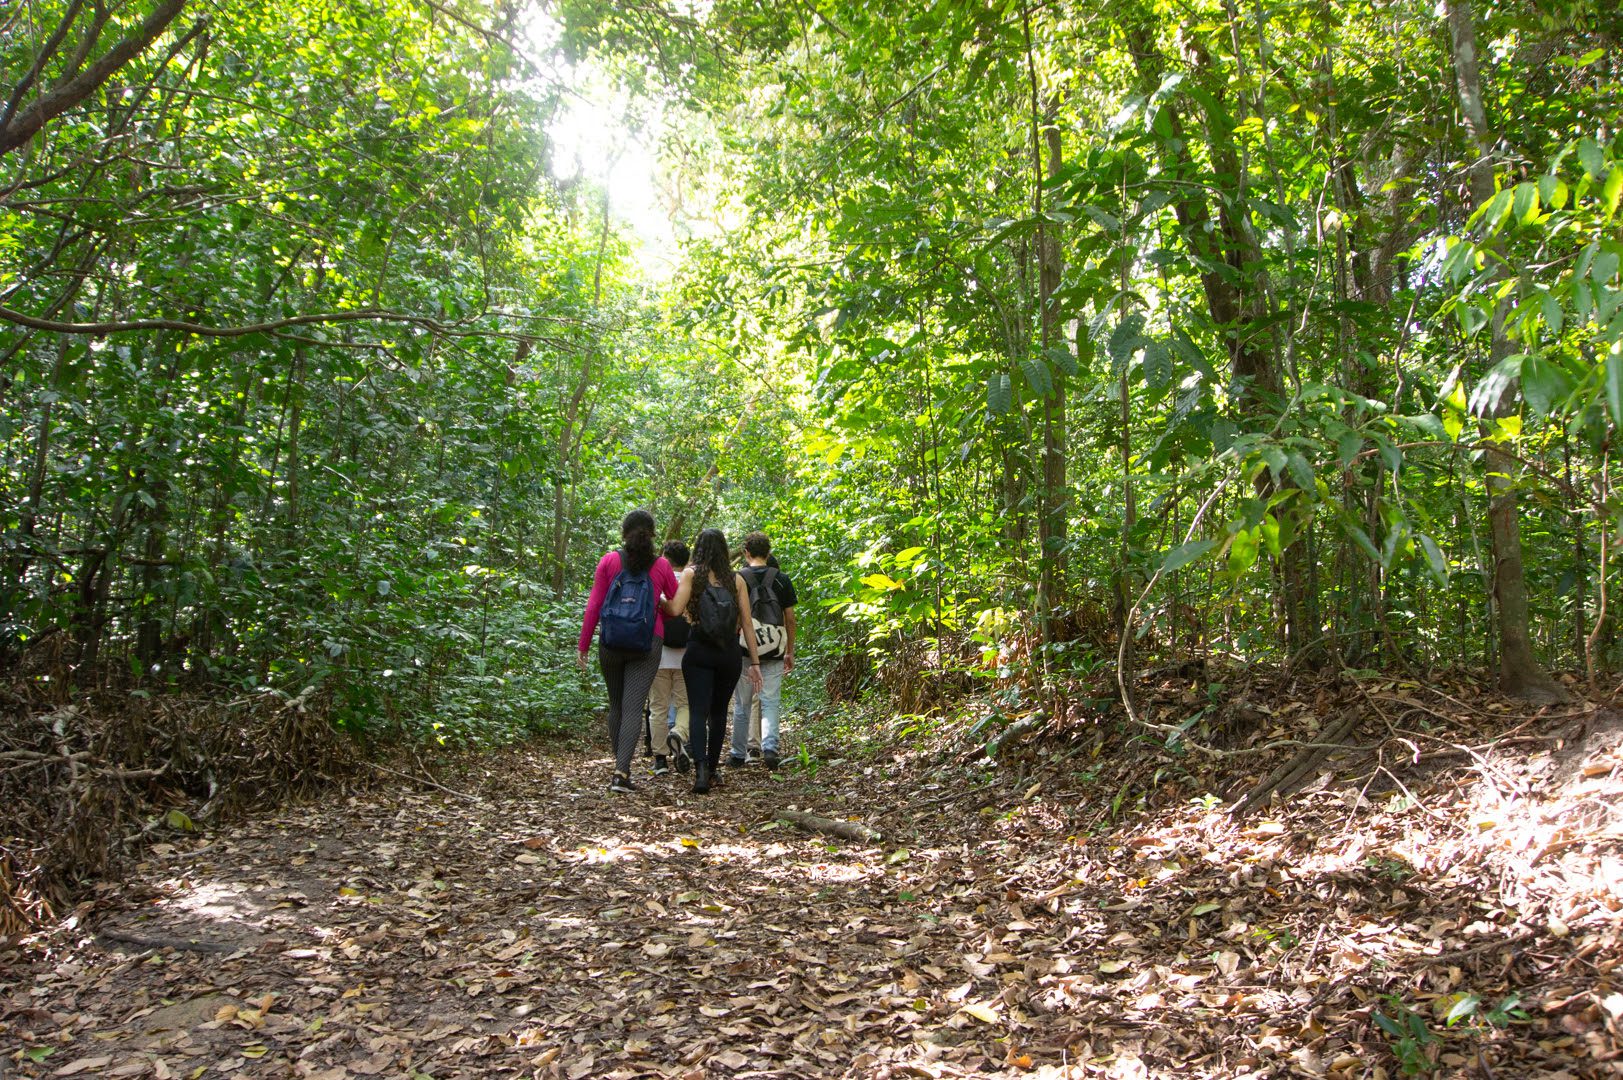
<box><xmin>0</xmin><ymin>673</ymin><xmax>356</xmax><ymax>939</ymax></box>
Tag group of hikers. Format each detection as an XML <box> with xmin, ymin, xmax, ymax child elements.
<box><xmin>577</xmin><ymin>511</ymin><xmax>797</xmax><ymax>794</ymax></box>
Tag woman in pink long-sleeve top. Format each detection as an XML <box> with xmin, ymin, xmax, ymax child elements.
<box><xmin>578</xmin><ymin>510</ymin><xmax>683</xmax><ymax>793</ymax></box>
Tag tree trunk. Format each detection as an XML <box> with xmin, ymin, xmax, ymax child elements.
<box><xmin>1444</xmin><ymin>0</ymin><xmax>1568</xmax><ymax>703</ymax></box>
<box><xmin>1025</xmin><ymin>9</ymin><xmax>1067</xmax><ymax>631</ymax></box>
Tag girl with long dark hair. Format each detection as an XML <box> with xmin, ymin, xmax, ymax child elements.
<box><xmin>578</xmin><ymin>510</ymin><xmax>684</xmax><ymax>793</ymax></box>
<box><xmin>665</xmin><ymin>528</ymin><xmax>762</xmax><ymax>794</ymax></box>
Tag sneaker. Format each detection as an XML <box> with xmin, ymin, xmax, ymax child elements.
<box><xmin>763</xmin><ymin>751</ymin><xmax>780</xmax><ymax>771</ymax></box>
<box><xmin>746</xmin><ymin>748</ymin><xmax>763</xmax><ymax>765</ymax></box>
<box><xmin>726</xmin><ymin>755</ymin><xmax>747</xmax><ymax>768</ymax></box>
<box><xmin>669</xmin><ymin>735</ymin><xmax>690</xmax><ymax>774</ymax></box>
<box><xmin>653</xmin><ymin>755</ymin><xmax>669</xmax><ymax>776</ymax></box>
<box><xmin>609</xmin><ymin>772</ymin><xmax>635</xmax><ymax>794</ymax></box>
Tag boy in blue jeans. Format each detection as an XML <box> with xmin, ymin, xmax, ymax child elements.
<box><xmin>729</xmin><ymin>536</ymin><xmax>796</xmax><ymax>769</ymax></box>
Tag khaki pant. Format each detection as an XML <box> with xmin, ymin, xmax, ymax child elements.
<box><xmin>648</xmin><ymin>668</ymin><xmax>689</xmax><ymax>755</ymax></box>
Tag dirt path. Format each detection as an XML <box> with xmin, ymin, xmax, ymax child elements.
<box><xmin>2</xmin><ymin>718</ymin><xmax>1621</xmax><ymax>1079</ymax></box>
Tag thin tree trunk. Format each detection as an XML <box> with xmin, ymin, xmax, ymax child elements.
<box><xmin>1445</xmin><ymin>0</ymin><xmax>1568</xmax><ymax>703</ymax></box>
<box><xmin>1024</xmin><ymin>7</ymin><xmax>1067</xmax><ymax>635</ymax></box>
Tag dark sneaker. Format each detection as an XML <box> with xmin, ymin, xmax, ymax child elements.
<box><xmin>653</xmin><ymin>755</ymin><xmax>669</xmax><ymax>776</ymax></box>
<box><xmin>746</xmin><ymin>748</ymin><xmax>763</xmax><ymax>765</ymax></box>
<box><xmin>763</xmin><ymin>751</ymin><xmax>780</xmax><ymax>771</ymax></box>
<box><xmin>726</xmin><ymin>755</ymin><xmax>747</xmax><ymax>768</ymax></box>
<box><xmin>692</xmin><ymin>764</ymin><xmax>711</xmax><ymax>795</ymax></box>
<box><xmin>669</xmin><ymin>734</ymin><xmax>690</xmax><ymax>774</ymax></box>
<box><xmin>609</xmin><ymin>772</ymin><xmax>635</xmax><ymax>794</ymax></box>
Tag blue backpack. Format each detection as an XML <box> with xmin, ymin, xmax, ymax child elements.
<box><xmin>599</xmin><ymin>552</ymin><xmax>657</xmax><ymax>652</ymax></box>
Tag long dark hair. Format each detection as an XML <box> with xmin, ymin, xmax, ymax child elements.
<box><xmin>687</xmin><ymin>527</ymin><xmax>732</xmax><ymax>621</ymax></box>
<box><xmin>620</xmin><ymin>509</ymin><xmax>656</xmax><ymax>574</ymax></box>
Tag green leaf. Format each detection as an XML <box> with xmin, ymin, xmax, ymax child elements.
<box><xmin>1259</xmin><ymin>444</ymin><xmax>1287</xmax><ymax>481</ymax></box>
<box><xmin>987</xmin><ymin>373</ymin><xmax>1012</xmax><ymax>416</ymax></box>
<box><xmin>1577</xmin><ymin>138</ymin><xmax>1605</xmax><ymax>180</ymax></box>
<box><xmin>1285</xmin><ymin>452</ymin><xmax>1315</xmax><ymax>492</ymax></box>
<box><xmin>1160</xmin><ymin>539</ymin><xmax>1217</xmax><ymax>574</ymax></box>
<box><xmin>1594</xmin><ymin>249</ymin><xmax>1620</xmax><ymax>285</ymax></box>
<box><xmin>1538</xmin><ymin>174</ymin><xmax>1568</xmax><ymax>210</ymax></box>
<box><xmin>1337</xmin><ymin>431</ymin><xmax>1364</xmax><ymax>466</ymax></box>
<box><xmin>1021</xmin><ymin>356</ymin><xmax>1054</xmax><ymax>398</ymax></box>
<box><xmin>860</xmin><ymin>573</ymin><xmax>904</xmax><ymax>591</ymax></box>
<box><xmin>1227</xmin><ymin>527</ymin><xmax>1260</xmax><ymax>578</ymax></box>
<box><xmin>1419</xmin><ymin>534</ymin><xmax>1448</xmax><ymax>582</ymax></box>
<box><xmin>1346</xmin><ymin>524</ymin><xmax>1382</xmax><ymax>564</ymax></box>
<box><xmin>1541</xmin><ymin>292</ymin><xmax>1564</xmax><ymax>335</ymax></box>
<box><xmin>1468</xmin><ymin>354</ymin><xmax>1525</xmax><ymax>416</ymax></box>
<box><xmin>1606</xmin><ymin>166</ymin><xmax>1623</xmax><ymax>222</ymax></box>
<box><xmin>1109</xmin><ymin>313</ymin><xmax>1146</xmax><ymax>376</ymax></box>
<box><xmin>1520</xmin><ymin>355</ymin><xmax>1572</xmax><ymax>417</ymax></box>
<box><xmin>1046</xmin><ymin>344</ymin><xmax>1079</xmax><ymax>377</ymax></box>
<box><xmin>1511</xmin><ymin>182</ymin><xmax>1538</xmax><ymax>226</ymax></box>
<box><xmin>1445</xmin><ymin>994</ymin><xmax>1481</xmax><ymax>1026</ymax></box>
<box><xmin>1142</xmin><ymin>340</ymin><xmax>1171</xmax><ymax>389</ymax></box>
<box><xmin>1081</xmin><ymin>205</ymin><xmax>1121</xmax><ymax>231</ymax></box>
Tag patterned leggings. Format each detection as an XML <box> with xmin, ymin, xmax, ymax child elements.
<box><xmin>599</xmin><ymin>637</ymin><xmax>662</xmax><ymax>776</ymax></box>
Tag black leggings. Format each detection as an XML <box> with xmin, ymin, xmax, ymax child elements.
<box><xmin>681</xmin><ymin>636</ymin><xmax>742</xmax><ymax>770</ymax></box>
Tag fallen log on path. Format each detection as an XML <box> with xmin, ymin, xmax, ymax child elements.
<box><xmin>776</xmin><ymin>810</ymin><xmax>883</xmax><ymax>844</ymax></box>
<box><xmin>1229</xmin><ymin>706</ymin><xmax>1362</xmax><ymax>819</ymax></box>
<box><xmin>965</xmin><ymin>711</ymin><xmax>1047</xmax><ymax>762</ymax></box>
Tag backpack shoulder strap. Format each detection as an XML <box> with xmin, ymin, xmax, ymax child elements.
<box><xmin>762</xmin><ymin>567</ymin><xmax>778</xmax><ymax>591</ymax></box>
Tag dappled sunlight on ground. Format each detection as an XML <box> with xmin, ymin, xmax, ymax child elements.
<box><xmin>3</xmin><ymin>700</ymin><xmax>1621</xmax><ymax>1078</ymax></box>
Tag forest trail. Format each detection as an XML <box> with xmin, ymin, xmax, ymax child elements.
<box><xmin>4</xmin><ymin>705</ymin><xmax>1622</xmax><ymax>1080</ymax></box>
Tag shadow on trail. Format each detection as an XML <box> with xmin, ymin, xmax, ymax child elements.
<box><xmin>3</xmin><ymin>724</ymin><xmax>1618</xmax><ymax>1079</ymax></box>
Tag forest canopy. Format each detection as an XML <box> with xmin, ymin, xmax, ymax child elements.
<box><xmin>1</xmin><ymin>0</ymin><xmax>1620</xmax><ymax>744</ymax></box>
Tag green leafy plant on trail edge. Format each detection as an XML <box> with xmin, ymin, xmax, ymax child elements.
<box><xmin>1370</xmin><ymin>991</ymin><xmax>1530</xmax><ymax>1076</ymax></box>
<box><xmin>1373</xmin><ymin>996</ymin><xmax>1442</xmax><ymax>1076</ymax></box>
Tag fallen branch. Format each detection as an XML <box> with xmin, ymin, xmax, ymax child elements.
<box><xmin>1229</xmin><ymin>707</ymin><xmax>1362</xmax><ymax>819</ymax></box>
<box><xmin>976</xmin><ymin>711</ymin><xmax>1047</xmax><ymax>762</ymax></box>
<box><xmin>95</xmin><ymin>928</ymin><xmax>245</xmax><ymax>955</ymax></box>
<box><xmin>776</xmin><ymin>809</ymin><xmax>883</xmax><ymax>844</ymax></box>
<box><xmin>365</xmin><ymin>760</ymin><xmax>480</xmax><ymax>803</ymax></box>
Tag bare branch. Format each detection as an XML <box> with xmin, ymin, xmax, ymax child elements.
<box><xmin>0</xmin><ymin>0</ymin><xmax>189</xmax><ymax>158</ymax></box>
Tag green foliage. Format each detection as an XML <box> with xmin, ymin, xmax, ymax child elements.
<box><xmin>555</xmin><ymin>0</ymin><xmax>1623</xmax><ymax>685</ymax></box>
<box><xmin>1373</xmin><ymin>996</ymin><xmax>1441</xmax><ymax>1076</ymax></box>
<box><xmin>5</xmin><ymin>0</ymin><xmax>1622</xmax><ymax>754</ymax></box>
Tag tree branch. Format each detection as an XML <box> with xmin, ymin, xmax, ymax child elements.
<box><xmin>0</xmin><ymin>0</ymin><xmax>189</xmax><ymax>158</ymax></box>
<box><xmin>0</xmin><ymin>303</ymin><xmax>578</xmax><ymax>349</ymax></box>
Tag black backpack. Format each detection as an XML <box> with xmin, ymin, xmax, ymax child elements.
<box><xmin>662</xmin><ymin>610</ymin><xmax>691</xmax><ymax>649</ymax></box>
<box><xmin>743</xmin><ymin>566</ymin><xmax>787</xmax><ymax>659</ymax></box>
<box><xmin>695</xmin><ymin>576</ymin><xmax>740</xmax><ymax>647</ymax></box>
